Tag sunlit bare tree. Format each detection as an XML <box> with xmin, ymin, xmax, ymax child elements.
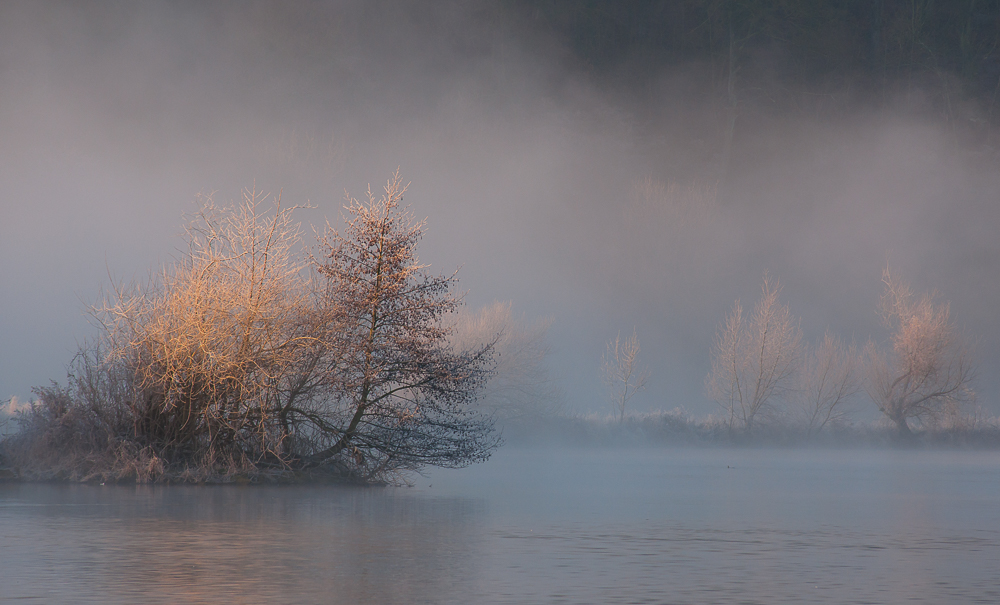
<box><xmin>794</xmin><ymin>332</ymin><xmax>862</xmax><ymax>435</ymax></box>
<box><xmin>10</xmin><ymin>175</ymin><xmax>500</xmax><ymax>483</ymax></box>
<box><xmin>707</xmin><ymin>274</ymin><xmax>802</xmax><ymax>434</ymax></box>
<box><xmin>602</xmin><ymin>328</ymin><xmax>648</xmax><ymax>423</ymax></box>
<box><xmin>308</xmin><ymin>171</ymin><xmax>498</xmax><ymax>480</ymax></box>
<box><xmin>866</xmin><ymin>267</ymin><xmax>975</xmax><ymax>437</ymax></box>
<box><xmin>97</xmin><ymin>187</ymin><xmax>320</xmax><ymax>468</ymax></box>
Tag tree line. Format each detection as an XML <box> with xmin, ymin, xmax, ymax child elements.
<box><xmin>491</xmin><ymin>0</ymin><xmax>1000</xmax><ymax>180</ymax></box>
<box><xmin>704</xmin><ymin>270</ymin><xmax>975</xmax><ymax>438</ymax></box>
<box><xmin>517</xmin><ymin>1</ymin><xmax>1000</xmax><ymax>106</ymax></box>
<box><xmin>598</xmin><ymin>268</ymin><xmax>976</xmax><ymax>440</ymax></box>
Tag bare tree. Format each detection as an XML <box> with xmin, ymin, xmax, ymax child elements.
<box><xmin>707</xmin><ymin>274</ymin><xmax>802</xmax><ymax>434</ymax></box>
<box><xmin>602</xmin><ymin>328</ymin><xmax>648</xmax><ymax>423</ymax></box>
<box><xmin>308</xmin><ymin>171</ymin><xmax>498</xmax><ymax>480</ymax></box>
<box><xmin>97</xmin><ymin>187</ymin><xmax>320</xmax><ymax>468</ymax></box>
<box><xmin>449</xmin><ymin>301</ymin><xmax>560</xmax><ymax>420</ymax></box>
<box><xmin>794</xmin><ymin>332</ymin><xmax>862</xmax><ymax>436</ymax></box>
<box><xmin>9</xmin><ymin>175</ymin><xmax>499</xmax><ymax>483</ymax></box>
<box><xmin>866</xmin><ymin>267</ymin><xmax>975</xmax><ymax>437</ymax></box>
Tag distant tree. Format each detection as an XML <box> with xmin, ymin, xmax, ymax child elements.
<box><xmin>794</xmin><ymin>332</ymin><xmax>862</xmax><ymax>436</ymax></box>
<box><xmin>308</xmin><ymin>172</ymin><xmax>499</xmax><ymax>480</ymax></box>
<box><xmin>449</xmin><ymin>301</ymin><xmax>561</xmax><ymax>421</ymax></box>
<box><xmin>865</xmin><ymin>267</ymin><xmax>975</xmax><ymax>437</ymax></box>
<box><xmin>707</xmin><ymin>274</ymin><xmax>802</xmax><ymax>434</ymax></box>
<box><xmin>602</xmin><ymin>328</ymin><xmax>648</xmax><ymax>423</ymax></box>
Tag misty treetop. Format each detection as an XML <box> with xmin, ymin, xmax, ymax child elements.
<box><xmin>2</xmin><ymin>173</ymin><xmax>512</xmax><ymax>483</ymax></box>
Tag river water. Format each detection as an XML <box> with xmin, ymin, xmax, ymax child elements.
<box><xmin>1</xmin><ymin>447</ymin><xmax>998</xmax><ymax>604</ymax></box>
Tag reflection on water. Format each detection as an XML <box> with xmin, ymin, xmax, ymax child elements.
<box><xmin>0</xmin><ymin>485</ymin><xmax>485</xmax><ymax>604</ymax></box>
<box><xmin>1</xmin><ymin>448</ymin><xmax>999</xmax><ymax>604</ymax></box>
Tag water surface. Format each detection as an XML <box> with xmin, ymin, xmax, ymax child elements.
<box><xmin>1</xmin><ymin>447</ymin><xmax>998</xmax><ymax>604</ymax></box>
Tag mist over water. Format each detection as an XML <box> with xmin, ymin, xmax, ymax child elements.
<box><xmin>2</xmin><ymin>447</ymin><xmax>999</xmax><ymax>604</ymax></box>
<box><xmin>2</xmin><ymin>2</ymin><xmax>1000</xmax><ymax>420</ymax></box>
<box><xmin>2</xmin><ymin>5</ymin><xmax>1000</xmax><ymax>601</ymax></box>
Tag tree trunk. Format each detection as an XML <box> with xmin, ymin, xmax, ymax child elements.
<box><xmin>894</xmin><ymin>415</ymin><xmax>914</xmax><ymax>439</ymax></box>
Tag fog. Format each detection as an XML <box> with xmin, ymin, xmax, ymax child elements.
<box><xmin>3</xmin><ymin>1</ymin><xmax>999</xmax><ymax>420</ymax></box>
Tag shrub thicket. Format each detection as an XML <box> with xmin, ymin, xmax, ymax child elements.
<box><xmin>3</xmin><ymin>174</ymin><xmax>499</xmax><ymax>483</ymax></box>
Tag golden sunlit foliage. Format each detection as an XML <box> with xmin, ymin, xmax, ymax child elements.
<box><xmin>5</xmin><ymin>174</ymin><xmax>501</xmax><ymax>483</ymax></box>
<box><xmin>866</xmin><ymin>267</ymin><xmax>975</xmax><ymax>436</ymax></box>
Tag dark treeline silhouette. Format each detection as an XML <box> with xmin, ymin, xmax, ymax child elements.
<box><xmin>516</xmin><ymin>1</ymin><xmax>1000</xmax><ymax>98</ymax></box>
<box><xmin>487</xmin><ymin>0</ymin><xmax>1000</xmax><ymax>158</ymax></box>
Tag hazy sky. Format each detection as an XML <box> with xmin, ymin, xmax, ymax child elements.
<box><xmin>2</xmin><ymin>1</ymin><xmax>999</xmax><ymax>419</ymax></box>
